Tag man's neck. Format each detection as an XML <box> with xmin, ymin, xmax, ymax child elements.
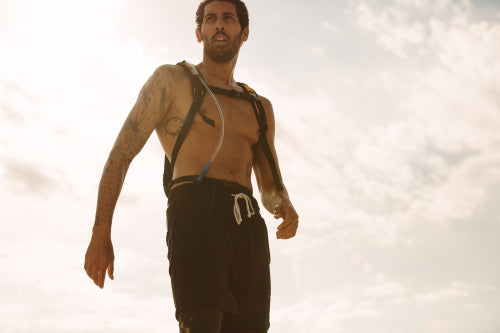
<box><xmin>197</xmin><ymin>55</ymin><xmax>239</xmax><ymax>88</ymax></box>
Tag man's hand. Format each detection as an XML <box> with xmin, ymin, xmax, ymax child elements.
<box><xmin>274</xmin><ymin>203</ymin><xmax>299</xmax><ymax>239</ymax></box>
<box><xmin>84</xmin><ymin>234</ymin><xmax>115</xmax><ymax>288</ymax></box>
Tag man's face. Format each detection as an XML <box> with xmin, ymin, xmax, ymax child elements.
<box><xmin>196</xmin><ymin>1</ymin><xmax>249</xmax><ymax>63</ymax></box>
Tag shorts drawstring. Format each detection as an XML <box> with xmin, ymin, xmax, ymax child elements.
<box><xmin>232</xmin><ymin>193</ymin><xmax>255</xmax><ymax>225</ymax></box>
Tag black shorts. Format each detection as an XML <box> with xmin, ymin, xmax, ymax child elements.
<box><xmin>166</xmin><ymin>177</ymin><xmax>271</xmax><ymax>332</ymax></box>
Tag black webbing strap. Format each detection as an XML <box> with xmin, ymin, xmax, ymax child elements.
<box><xmin>163</xmin><ymin>61</ymin><xmax>206</xmax><ymax>196</ymax></box>
<box><xmin>239</xmin><ymin>83</ymin><xmax>284</xmax><ymax>191</ymax></box>
<box><xmin>207</xmin><ymin>85</ymin><xmax>254</xmax><ymax>102</ymax></box>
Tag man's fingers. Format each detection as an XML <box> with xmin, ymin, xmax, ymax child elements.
<box><xmin>84</xmin><ymin>238</ymin><xmax>115</xmax><ymax>288</ymax></box>
<box><xmin>277</xmin><ymin>210</ymin><xmax>296</xmax><ymax>230</ymax></box>
<box><xmin>276</xmin><ymin>223</ymin><xmax>298</xmax><ymax>239</ymax></box>
<box><xmin>277</xmin><ymin>208</ymin><xmax>297</xmax><ymax>230</ymax></box>
<box><xmin>91</xmin><ymin>268</ymin><xmax>99</xmax><ymax>286</ymax></box>
<box><xmin>277</xmin><ymin>219</ymin><xmax>298</xmax><ymax>234</ymax></box>
<box><xmin>84</xmin><ymin>260</ymin><xmax>91</xmax><ymax>277</ymax></box>
<box><xmin>276</xmin><ymin>210</ymin><xmax>299</xmax><ymax>239</ymax></box>
<box><xmin>108</xmin><ymin>261</ymin><xmax>114</xmax><ymax>280</ymax></box>
<box><xmin>277</xmin><ymin>219</ymin><xmax>290</xmax><ymax>230</ymax></box>
<box><xmin>85</xmin><ymin>264</ymin><xmax>94</xmax><ymax>280</ymax></box>
<box><xmin>273</xmin><ymin>204</ymin><xmax>283</xmax><ymax>219</ymax></box>
<box><xmin>97</xmin><ymin>270</ymin><xmax>105</xmax><ymax>289</ymax></box>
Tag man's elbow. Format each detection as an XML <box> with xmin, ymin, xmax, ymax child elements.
<box><xmin>108</xmin><ymin>147</ymin><xmax>135</xmax><ymax>167</ymax></box>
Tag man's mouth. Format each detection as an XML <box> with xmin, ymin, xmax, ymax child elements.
<box><xmin>213</xmin><ymin>34</ymin><xmax>229</xmax><ymax>43</ymax></box>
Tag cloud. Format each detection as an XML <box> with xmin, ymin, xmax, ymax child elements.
<box><xmin>414</xmin><ymin>281</ymin><xmax>471</xmax><ymax>303</ymax></box>
<box><xmin>321</xmin><ymin>20</ymin><xmax>339</xmax><ymax>36</ymax></box>
<box><xmin>271</xmin><ymin>291</ymin><xmax>378</xmax><ymax>332</ymax></box>
<box><xmin>250</xmin><ymin>0</ymin><xmax>500</xmax><ymax>246</ymax></box>
<box><xmin>306</xmin><ymin>46</ymin><xmax>326</xmax><ymax>58</ymax></box>
<box><xmin>0</xmin><ymin>242</ymin><xmax>177</xmax><ymax>333</ymax></box>
<box><xmin>0</xmin><ymin>80</ymin><xmax>39</xmax><ymax>125</ymax></box>
<box><xmin>352</xmin><ymin>0</ymin><xmax>428</xmax><ymax>58</ymax></box>
<box><xmin>350</xmin><ymin>0</ymin><xmax>500</xmax><ymax>69</ymax></box>
<box><xmin>316</xmin><ymin>0</ymin><xmax>500</xmax><ymax>229</ymax></box>
<box><xmin>0</xmin><ymin>156</ymin><xmax>59</xmax><ymax>196</ymax></box>
<box><xmin>270</xmin><ymin>277</ymin><xmax>500</xmax><ymax>333</ymax></box>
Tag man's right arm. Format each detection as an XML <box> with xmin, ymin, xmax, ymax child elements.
<box><xmin>84</xmin><ymin>65</ymin><xmax>177</xmax><ymax>288</ymax></box>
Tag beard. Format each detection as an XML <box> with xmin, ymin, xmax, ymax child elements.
<box><xmin>203</xmin><ymin>31</ymin><xmax>243</xmax><ymax>63</ymax></box>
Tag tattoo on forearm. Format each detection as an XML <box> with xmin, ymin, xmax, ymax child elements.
<box><xmin>94</xmin><ymin>156</ymin><xmax>128</xmax><ymax>228</ymax></box>
<box><xmin>164</xmin><ymin>117</ymin><xmax>185</xmax><ymax>138</ymax></box>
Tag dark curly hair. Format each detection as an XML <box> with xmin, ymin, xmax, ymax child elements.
<box><xmin>196</xmin><ymin>0</ymin><xmax>249</xmax><ymax>31</ymax></box>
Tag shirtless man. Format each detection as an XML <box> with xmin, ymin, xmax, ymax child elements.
<box><xmin>84</xmin><ymin>0</ymin><xmax>298</xmax><ymax>332</ymax></box>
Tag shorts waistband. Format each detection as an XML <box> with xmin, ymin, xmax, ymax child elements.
<box><xmin>168</xmin><ymin>176</ymin><xmax>253</xmax><ymax>199</ymax></box>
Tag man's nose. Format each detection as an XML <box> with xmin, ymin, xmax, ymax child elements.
<box><xmin>215</xmin><ymin>18</ymin><xmax>225</xmax><ymax>31</ymax></box>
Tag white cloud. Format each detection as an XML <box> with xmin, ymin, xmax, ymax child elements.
<box><xmin>353</xmin><ymin>1</ymin><xmax>428</xmax><ymax>58</ymax></box>
<box><xmin>271</xmin><ymin>292</ymin><xmax>378</xmax><ymax>331</ymax></box>
<box><xmin>270</xmin><ymin>278</ymin><xmax>500</xmax><ymax>333</ymax></box>
<box><xmin>321</xmin><ymin>20</ymin><xmax>339</xmax><ymax>36</ymax></box>
<box><xmin>414</xmin><ymin>282</ymin><xmax>471</xmax><ymax>303</ymax></box>
<box><xmin>306</xmin><ymin>46</ymin><xmax>326</xmax><ymax>58</ymax></box>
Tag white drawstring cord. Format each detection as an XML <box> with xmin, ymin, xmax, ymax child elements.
<box><xmin>232</xmin><ymin>193</ymin><xmax>255</xmax><ymax>225</ymax></box>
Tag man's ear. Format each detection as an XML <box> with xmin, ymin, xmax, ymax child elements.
<box><xmin>196</xmin><ymin>28</ymin><xmax>202</xmax><ymax>43</ymax></box>
<box><xmin>241</xmin><ymin>27</ymin><xmax>249</xmax><ymax>43</ymax></box>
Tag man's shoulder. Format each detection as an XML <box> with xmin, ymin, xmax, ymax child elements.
<box><xmin>153</xmin><ymin>63</ymin><xmax>188</xmax><ymax>82</ymax></box>
<box><xmin>252</xmin><ymin>91</ymin><xmax>272</xmax><ymax>110</ymax></box>
<box><xmin>238</xmin><ymin>82</ymin><xmax>271</xmax><ymax>105</ymax></box>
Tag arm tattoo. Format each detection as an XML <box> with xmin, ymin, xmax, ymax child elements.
<box><xmin>160</xmin><ymin>87</ymin><xmax>167</xmax><ymax>114</ymax></box>
<box><xmin>94</xmin><ymin>156</ymin><xmax>129</xmax><ymax>230</ymax></box>
<box><xmin>141</xmin><ymin>90</ymin><xmax>152</xmax><ymax>109</ymax></box>
<box><xmin>164</xmin><ymin>117</ymin><xmax>185</xmax><ymax>138</ymax></box>
<box><xmin>163</xmin><ymin>67</ymin><xmax>184</xmax><ymax>86</ymax></box>
<box><xmin>131</xmin><ymin>66</ymin><xmax>182</xmax><ymax>133</ymax></box>
<box><xmin>128</xmin><ymin>118</ymin><xmax>140</xmax><ymax>133</ymax></box>
<box><xmin>93</xmin><ymin>66</ymin><xmax>185</xmax><ymax>231</ymax></box>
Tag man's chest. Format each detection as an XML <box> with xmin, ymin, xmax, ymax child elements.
<box><xmin>173</xmin><ymin>91</ymin><xmax>261</xmax><ymax>143</ymax></box>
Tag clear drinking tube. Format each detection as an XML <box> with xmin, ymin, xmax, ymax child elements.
<box><xmin>186</xmin><ymin>63</ymin><xmax>225</xmax><ymax>182</ymax></box>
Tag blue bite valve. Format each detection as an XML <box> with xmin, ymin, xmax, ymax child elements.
<box><xmin>197</xmin><ymin>161</ymin><xmax>212</xmax><ymax>182</ymax></box>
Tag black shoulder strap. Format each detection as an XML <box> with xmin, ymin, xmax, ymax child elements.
<box><xmin>163</xmin><ymin>61</ymin><xmax>206</xmax><ymax>196</ymax></box>
<box><xmin>239</xmin><ymin>83</ymin><xmax>284</xmax><ymax>191</ymax></box>
<box><xmin>207</xmin><ymin>85</ymin><xmax>254</xmax><ymax>101</ymax></box>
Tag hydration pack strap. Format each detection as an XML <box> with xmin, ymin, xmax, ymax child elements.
<box><xmin>239</xmin><ymin>83</ymin><xmax>284</xmax><ymax>191</ymax></box>
<box><xmin>207</xmin><ymin>85</ymin><xmax>254</xmax><ymax>101</ymax></box>
<box><xmin>163</xmin><ymin>61</ymin><xmax>285</xmax><ymax>196</ymax></box>
<box><xmin>163</xmin><ymin>61</ymin><xmax>206</xmax><ymax>196</ymax></box>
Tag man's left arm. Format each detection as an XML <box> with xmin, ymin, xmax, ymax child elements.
<box><xmin>253</xmin><ymin>97</ymin><xmax>299</xmax><ymax>239</ymax></box>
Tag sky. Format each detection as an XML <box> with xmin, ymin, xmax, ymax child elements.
<box><xmin>1</xmin><ymin>0</ymin><xmax>500</xmax><ymax>332</ymax></box>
